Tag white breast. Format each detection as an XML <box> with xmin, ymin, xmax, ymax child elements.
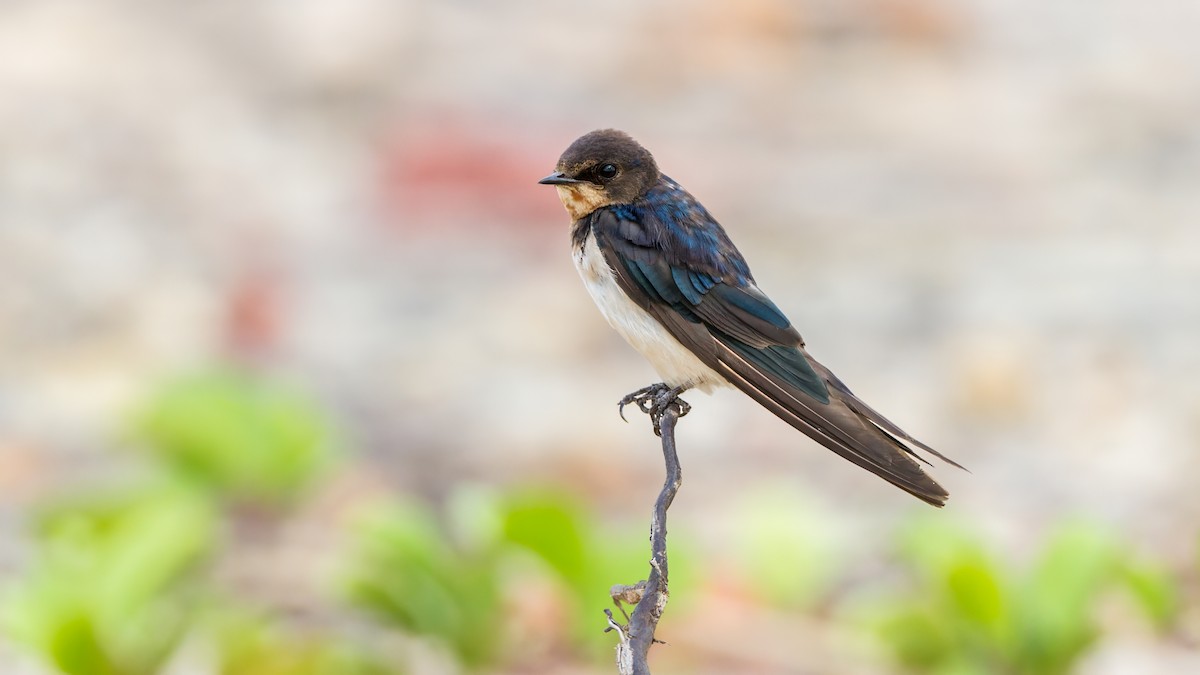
<box><xmin>574</xmin><ymin>232</ymin><xmax>727</xmax><ymax>392</ymax></box>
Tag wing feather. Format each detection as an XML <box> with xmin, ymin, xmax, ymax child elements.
<box><xmin>587</xmin><ymin>187</ymin><xmax>960</xmax><ymax>506</ymax></box>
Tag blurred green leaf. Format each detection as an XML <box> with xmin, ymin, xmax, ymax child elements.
<box><xmin>865</xmin><ymin>587</ymin><xmax>997</xmax><ymax>675</ymax></box>
<box><xmin>1015</xmin><ymin>524</ymin><xmax>1116</xmax><ymax>674</ymax></box>
<box><xmin>341</xmin><ymin>487</ymin><xmax>669</xmax><ymax>667</ymax></box>
<box><xmin>945</xmin><ymin>557</ymin><xmax>1006</xmax><ymax>635</ymax></box>
<box><xmin>342</xmin><ymin>501</ymin><xmax>502</xmax><ymax>667</ymax></box>
<box><xmin>209</xmin><ymin>609</ymin><xmax>397</xmax><ymax>675</ymax></box>
<box><xmin>497</xmin><ymin>487</ymin><xmax>686</xmax><ymax>655</ymax></box>
<box><xmin>875</xmin><ymin>603</ymin><xmax>951</xmax><ymax>671</ymax></box>
<box><xmin>869</xmin><ymin>519</ymin><xmax>1181</xmax><ymax>675</ymax></box>
<box><xmin>47</xmin><ymin>613</ymin><xmax>112</xmax><ymax>675</ymax></box>
<box><xmin>499</xmin><ymin>490</ymin><xmax>589</xmax><ymax>590</ymax></box>
<box><xmin>3</xmin><ymin>483</ymin><xmax>217</xmax><ymax>675</ymax></box>
<box><xmin>131</xmin><ymin>370</ymin><xmax>334</xmax><ymax>504</ymax></box>
<box><xmin>1119</xmin><ymin>559</ymin><xmax>1179</xmax><ymax>631</ymax></box>
<box><xmin>874</xmin><ymin>518</ymin><xmax>1014</xmax><ymax>672</ymax></box>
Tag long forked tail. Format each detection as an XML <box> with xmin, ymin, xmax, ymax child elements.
<box><xmin>713</xmin><ymin>345</ymin><xmax>959</xmax><ymax>507</ymax></box>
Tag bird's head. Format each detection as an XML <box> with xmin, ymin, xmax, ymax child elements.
<box><xmin>539</xmin><ymin>129</ymin><xmax>659</xmax><ymax>221</ymax></box>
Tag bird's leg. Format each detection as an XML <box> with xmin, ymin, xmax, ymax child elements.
<box><xmin>618</xmin><ymin>383</ymin><xmax>691</xmax><ymax>435</ymax></box>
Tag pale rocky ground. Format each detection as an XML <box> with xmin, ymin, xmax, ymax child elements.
<box><xmin>2</xmin><ymin>1</ymin><xmax>1199</xmax><ymax>672</ymax></box>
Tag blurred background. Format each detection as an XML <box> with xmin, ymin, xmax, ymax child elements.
<box><xmin>2</xmin><ymin>0</ymin><xmax>1199</xmax><ymax>673</ymax></box>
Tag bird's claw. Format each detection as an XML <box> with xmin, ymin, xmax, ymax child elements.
<box><xmin>618</xmin><ymin>383</ymin><xmax>690</xmax><ymax>435</ymax></box>
<box><xmin>618</xmin><ymin>383</ymin><xmax>665</xmax><ymax>422</ymax></box>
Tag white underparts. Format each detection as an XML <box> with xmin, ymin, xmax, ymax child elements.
<box><xmin>574</xmin><ymin>231</ymin><xmax>727</xmax><ymax>392</ymax></box>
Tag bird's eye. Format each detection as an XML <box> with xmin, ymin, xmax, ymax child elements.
<box><xmin>596</xmin><ymin>163</ymin><xmax>619</xmax><ymax>181</ymax></box>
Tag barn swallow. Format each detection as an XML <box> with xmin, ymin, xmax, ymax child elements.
<box><xmin>539</xmin><ymin>129</ymin><xmax>963</xmax><ymax>506</ymax></box>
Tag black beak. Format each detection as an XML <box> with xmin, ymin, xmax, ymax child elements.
<box><xmin>538</xmin><ymin>171</ymin><xmax>580</xmax><ymax>186</ymax></box>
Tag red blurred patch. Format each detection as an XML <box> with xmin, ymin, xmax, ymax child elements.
<box><xmin>225</xmin><ymin>265</ymin><xmax>280</xmax><ymax>363</ymax></box>
<box><xmin>375</xmin><ymin>117</ymin><xmax>568</xmax><ymax>236</ymax></box>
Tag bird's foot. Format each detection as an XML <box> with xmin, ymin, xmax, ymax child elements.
<box><xmin>618</xmin><ymin>383</ymin><xmax>691</xmax><ymax>436</ymax></box>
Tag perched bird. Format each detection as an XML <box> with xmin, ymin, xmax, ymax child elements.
<box><xmin>539</xmin><ymin>129</ymin><xmax>963</xmax><ymax>506</ymax></box>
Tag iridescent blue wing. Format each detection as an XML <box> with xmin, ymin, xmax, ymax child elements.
<box><xmin>588</xmin><ymin>180</ymin><xmax>958</xmax><ymax>506</ymax></box>
<box><xmin>595</xmin><ymin>181</ymin><xmax>831</xmax><ymax>402</ymax></box>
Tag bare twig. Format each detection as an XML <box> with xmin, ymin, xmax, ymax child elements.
<box><xmin>609</xmin><ymin>399</ymin><xmax>684</xmax><ymax>675</ymax></box>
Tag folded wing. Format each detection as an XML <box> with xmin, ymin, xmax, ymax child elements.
<box><xmin>589</xmin><ymin>200</ymin><xmax>959</xmax><ymax>506</ymax></box>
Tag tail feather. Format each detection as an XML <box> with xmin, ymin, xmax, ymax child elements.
<box><xmin>714</xmin><ymin>344</ymin><xmax>955</xmax><ymax>507</ymax></box>
<box><xmin>813</xmin><ymin>358</ymin><xmax>967</xmax><ymax>471</ymax></box>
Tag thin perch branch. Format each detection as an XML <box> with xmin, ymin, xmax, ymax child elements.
<box><xmin>608</xmin><ymin>398</ymin><xmax>684</xmax><ymax>675</ymax></box>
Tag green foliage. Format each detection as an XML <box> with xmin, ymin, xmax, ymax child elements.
<box><xmin>3</xmin><ymin>370</ymin><xmax>376</xmax><ymax>675</ymax></box>
<box><xmin>496</xmin><ymin>489</ymin><xmax>659</xmax><ymax>646</ymax></box>
<box><xmin>2</xmin><ymin>484</ymin><xmax>218</xmax><ymax>675</ymax></box>
<box><xmin>867</xmin><ymin>518</ymin><xmax>1181</xmax><ymax>675</ymax></box>
<box><xmin>1119</xmin><ymin>558</ymin><xmax>1178</xmax><ymax>631</ymax></box>
<box><xmin>342</xmin><ymin>501</ymin><xmax>503</xmax><ymax>667</ymax></box>
<box><xmin>208</xmin><ymin>609</ymin><xmax>396</xmax><ymax>675</ymax></box>
<box><xmin>500</xmin><ymin>490</ymin><xmax>590</xmax><ymax>591</ymax></box>
<box><xmin>8</xmin><ymin>367</ymin><xmax>1195</xmax><ymax>674</ymax></box>
<box><xmin>130</xmin><ymin>371</ymin><xmax>335</xmax><ymax>504</ymax></box>
<box><xmin>341</xmin><ymin>487</ymin><xmax>660</xmax><ymax>667</ymax></box>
